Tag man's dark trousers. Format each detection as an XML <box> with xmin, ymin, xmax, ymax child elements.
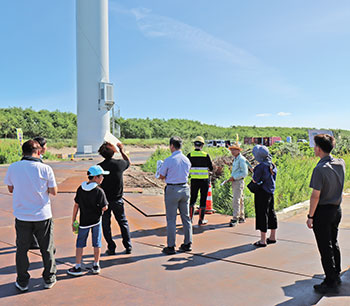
<box><xmin>190</xmin><ymin>179</ymin><xmax>209</xmax><ymax>210</ymax></box>
<box><xmin>15</xmin><ymin>218</ymin><xmax>56</xmax><ymax>286</ymax></box>
<box><xmin>313</xmin><ymin>205</ymin><xmax>342</xmax><ymax>285</ymax></box>
<box><xmin>102</xmin><ymin>199</ymin><xmax>132</xmax><ymax>251</ymax></box>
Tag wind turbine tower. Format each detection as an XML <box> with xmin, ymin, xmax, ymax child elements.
<box><xmin>76</xmin><ymin>0</ymin><xmax>114</xmax><ymax>154</ymax></box>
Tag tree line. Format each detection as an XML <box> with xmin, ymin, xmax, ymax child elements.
<box><xmin>1</xmin><ymin>107</ymin><xmax>349</xmax><ymax>141</ymax></box>
<box><xmin>0</xmin><ymin>108</ymin><xmax>76</xmax><ymax>139</ymax></box>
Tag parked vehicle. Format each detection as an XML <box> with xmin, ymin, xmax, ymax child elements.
<box><xmin>207</xmin><ymin>139</ymin><xmax>226</xmax><ymax>147</ymax></box>
<box><xmin>244</xmin><ymin>136</ymin><xmax>282</xmax><ymax>146</ymax></box>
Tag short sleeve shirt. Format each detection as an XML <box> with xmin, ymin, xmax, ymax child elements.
<box><xmin>159</xmin><ymin>150</ymin><xmax>191</xmax><ymax>184</ymax></box>
<box><xmin>309</xmin><ymin>155</ymin><xmax>345</xmax><ymax>206</ymax></box>
<box><xmin>74</xmin><ymin>185</ymin><xmax>108</xmax><ymax>227</ymax></box>
<box><xmin>4</xmin><ymin>160</ymin><xmax>57</xmax><ymax>221</ymax></box>
<box><xmin>98</xmin><ymin>158</ymin><xmax>130</xmax><ymax>201</ymax></box>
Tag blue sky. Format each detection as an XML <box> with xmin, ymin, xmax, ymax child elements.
<box><xmin>0</xmin><ymin>0</ymin><xmax>349</xmax><ymax>129</ymax></box>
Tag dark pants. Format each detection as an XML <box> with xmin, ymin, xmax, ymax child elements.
<box><xmin>313</xmin><ymin>205</ymin><xmax>342</xmax><ymax>285</ymax></box>
<box><xmin>102</xmin><ymin>199</ymin><xmax>132</xmax><ymax>251</ymax></box>
<box><xmin>254</xmin><ymin>189</ymin><xmax>277</xmax><ymax>232</ymax></box>
<box><xmin>190</xmin><ymin>179</ymin><xmax>209</xmax><ymax>209</ymax></box>
<box><xmin>15</xmin><ymin>218</ymin><xmax>56</xmax><ymax>286</ymax></box>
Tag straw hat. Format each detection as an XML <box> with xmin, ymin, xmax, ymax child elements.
<box><xmin>228</xmin><ymin>143</ymin><xmax>243</xmax><ymax>151</ymax></box>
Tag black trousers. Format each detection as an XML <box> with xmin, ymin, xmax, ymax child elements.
<box><xmin>313</xmin><ymin>205</ymin><xmax>341</xmax><ymax>285</ymax></box>
<box><xmin>190</xmin><ymin>179</ymin><xmax>209</xmax><ymax>209</ymax></box>
<box><xmin>15</xmin><ymin>218</ymin><xmax>56</xmax><ymax>286</ymax></box>
<box><xmin>254</xmin><ymin>189</ymin><xmax>277</xmax><ymax>232</ymax></box>
<box><xmin>102</xmin><ymin>199</ymin><xmax>132</xmax><ymax>251</ymax></box>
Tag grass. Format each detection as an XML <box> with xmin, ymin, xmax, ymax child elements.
<box><xmin>0</xmin><ymin>138</ymin><xmax>64</xmax><ymax>164</ymax></box>
<box><xmin>121</xmin><ymin>138</ymin><xmax>169</xmax><ymax>146</ymax></box>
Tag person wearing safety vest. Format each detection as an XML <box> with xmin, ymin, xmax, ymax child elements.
<box><xmin>187</xmin><ymin>136</ymin><xmax>213</xmax><ymax>225</ymax></box>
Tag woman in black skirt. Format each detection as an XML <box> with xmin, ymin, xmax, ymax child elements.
<box><xmin>252</xmin><ymin>145</ymin><xmax>277</xmax><ymax>247</ymax></box>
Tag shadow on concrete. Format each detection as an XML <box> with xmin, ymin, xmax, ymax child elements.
<box><xmin>277</xmin><ymin>276</ymin><xmax>323</xmax><ymax>306</ymax></box>
<box><xmin>111</xmin><ymin>223</ymin><xmax>230</xmax><ymax>241</ymax></box>
<box><xmin>100</xmin><ymin>252</ymin><xmax>165</xmax><ymax>269</ymax></box>
<box><xmin>0</xmin><ymin>268</ymin><xmax>84</xmax><ymax>299</ymax></box>
<box><xmin>162</xmin><ymin>243</ymin><xmax>255</xmax><ymax>271</ymax></box>
<box><xmin>277</xmin><ymin>270</ymin><xmax>350</xmax><ymax>306</ymax></box>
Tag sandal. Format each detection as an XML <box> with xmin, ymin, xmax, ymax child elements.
<box><xmin>266</xmin><ymin>238</ymin><xmax>277</xmax><ymax>244</ymax></box>
<box><xmin>253</xmin><ymin>241</ymin><xmax>267</xmax><ymax>247</ymax></box>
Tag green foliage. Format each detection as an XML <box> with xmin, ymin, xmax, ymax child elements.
<box><xmin>116</xmin><ymin>117</ymin><xmax>350</xmax><ymax>142</ymax></box>
<box><xmin>342</xmin><ymin>155</ymin><xmax>350</xmax><ymax>192</ymax></box>
<box><xmin>333</xmin><ymin>136</ymin><xmax>350</xmax><ymax>155</ymax></box>
<box><xmin>143</xmin><ymin>140</ymin><xmax>350</xmax><ymax>217</ymax></box>
<box><xmin>0</xmin><ymin>139</ymin><xmax>22</xmax><ymax>164</ymax></box>
<box><xmin>48</xmin><ymin>139</ymin><xmax>76</xmax><ymax>149</ymax></box>
<box><xmin>273</xmin><ymin>155</ymin><xmax>316</xmax><ymax>211</ymax></box>
<box><xmin>141</xmin><ymin>147</ymin><xmax>171</xmax><ymax>172</ymax></box>
<box><xmin>121</xmin><ymin>138</ymin><xmax>169</xmax><ymax>146</ymax></box>
<box><xmin>0</xmin><ymin>138</ymin><xmax>62</xmax><ymax>164</ymax></box>
<box><xmin>211</xmin><ymin>166</ymin><xmax>232</xmax><ymax>214</ymax></box>
<box><xmin>0</xmin><ymin>107</ymin><xmax>76</xmax><ymax>139</ymax></box>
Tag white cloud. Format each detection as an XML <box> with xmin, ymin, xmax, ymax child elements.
<box><xmin>277</xmin><ymin>112</ymin><xmax>292</xmax><ymax>116</ymax></box>
<box><xmin>110</xmin><ymin>5</ymin><xmax>299</xmax><ymax>97</ymax></box>
<box><xmin>256</xmin><ymin>113</ymin><xmax>271</xmax><ymax>117</ymax></box>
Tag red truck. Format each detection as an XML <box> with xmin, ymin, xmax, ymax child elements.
<box><xmin>244</xmin><ymin>137</ymin><xmax>282</xmax><ymax>146</ymax></box>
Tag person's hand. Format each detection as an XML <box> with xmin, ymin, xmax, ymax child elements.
<box><xmin>117</xmin><ymin>142</ymin><xmax>124</xmax><ymax>152</ymax></box>
<box><xmin>306</xmin><ymin>218</ymin><xmax>313</xmax><ymax>229</ymax></box>
<box><xmin>72</xmin><ymin>222</ymin><xmax>76</xmax><ymax>232</ymax></box>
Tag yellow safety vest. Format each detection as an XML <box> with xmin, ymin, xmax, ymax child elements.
<box><xmin>189</xmin><ymin>151</ymin><xmax>209</xmax><ymax>179</ymax></box>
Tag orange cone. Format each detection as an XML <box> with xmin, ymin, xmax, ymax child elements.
<box><xmin>205</xmin><ymin>183</ymin><xmax>215</xmax><ymax>214</ymax></box>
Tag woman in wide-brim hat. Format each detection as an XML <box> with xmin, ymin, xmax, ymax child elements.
<box><xmin>251</xmin><ymin>145</ymin><xmax>278</xmax><ymax>247</ymax></box>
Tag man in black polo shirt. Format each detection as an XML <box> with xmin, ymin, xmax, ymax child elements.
<box><xmin>98</xmin><ymin>142</ymin><xmax>132</xmax><ymax>255</ymax></box>
<box><xmin>307</xmin><ymin>134</ymin><xmax>345</xmax><ymax>294</ymax></box>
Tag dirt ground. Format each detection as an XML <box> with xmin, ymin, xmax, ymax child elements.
<box><xmin>124</xmin><ymin>165</ymin><xmax>165</xmax><ymax>195</ymax></box>
<box><xmin>48</xmin><ymin>145</ymin><xmax>166</xmax><ymax>195</ymax></box>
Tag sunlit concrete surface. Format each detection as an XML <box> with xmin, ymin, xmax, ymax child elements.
<box><xmin>0</xmin><ymin>160</ymin><xmax>349</xmax><ymax>305</ymax></box>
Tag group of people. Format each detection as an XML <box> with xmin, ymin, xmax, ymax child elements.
<box><xmin>4</xmin><ymin>139</ymin><xmax>132</xmax><ymax>289</ymax></box>
<box><xmin>157</xmin><ymin>134</ymin><xmax>345</xmax><ymax>294</ymax></box>
<box><xmin>4</xmin><ymin>133</ymin><xmax>345</xmax><ymax>295</ymax></box>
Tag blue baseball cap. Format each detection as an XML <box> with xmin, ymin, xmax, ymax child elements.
<box><xmin>87</xmin><ymin>165</ymin><xmax>110</xmax><ymax>176</ymax></box>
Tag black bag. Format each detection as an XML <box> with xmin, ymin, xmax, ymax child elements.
<box><xmin>247</xmin><ymin>181</ymin><xmax>262</xmax><ymax>193</ymax></box>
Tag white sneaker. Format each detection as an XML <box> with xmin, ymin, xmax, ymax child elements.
<box><xmin>15</xmin><ymin>281</ymin><xmax>28</xmax><ymax>292</ymax></box>
<box><xmin>92</xmin><ymin>265</ymin><xmax>100</xmax><ymax>274</ymax></box>
<box><xmin>44</xmin><ymin>279</ymin><xmax>56</xmax><ymax>289</ymax></box>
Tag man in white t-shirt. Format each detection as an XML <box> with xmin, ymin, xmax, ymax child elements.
<box><xmin>4</xmin><ymin>139</ymin><xmax>58</xmax><ymax>292</ymax></box>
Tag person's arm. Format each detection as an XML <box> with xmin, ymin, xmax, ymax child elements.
<box><xmin>100</xmin><ymin>190</ymin><xmax>109</xmax><ymax>212</ymax></box>
<box><xmin>48</xmin><ymin>186</ymin><xmax>58</xmax><ymax>196</ymax></box>
<box><xmin>239</xmin><ymin>158</ymin><xmax>249</xmax><ymax>179</ymax></box>
<box><xmin>207</xmin><ymin>155</ymin><xmax>213</xmax><ymax>172</ymax></box>
<box><xmin>159</xmin><ymin>159</ymin><xmax>168</xmax><ymax>180</ymax></box>
<box><xmin>72</xmin><ymin>202</ymin><xmax>79</xmax><ymax>232</ymax></box>
<box><xmin>7</xmin><ymin>185</ymin><xmax>14</xmax><ymax>193</ymax></box>
<box><xmin>47</xmin><ymin>166</ymin><xmax>57</xmax><ymax>196</ymax></box>
<box><xmin>306</xmin><ymin>189</ymin><xmax>320</xmax><ymax>229</ymax></box>
<box><xmin>117</xmin><ymin>143</ymin><xmax>131</xmax><ymax>164</ymax></box>
<box><xmin>252</xmin><ymin>165</ymin><xmax>262</xmax><ymax>183</ymax></box>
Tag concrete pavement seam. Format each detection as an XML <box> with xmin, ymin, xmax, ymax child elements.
<box><xmin>133</xmin><ymin>240</ymin><xmax>323</xmax><ymax>280</ymax></box>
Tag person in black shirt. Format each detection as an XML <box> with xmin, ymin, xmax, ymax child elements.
<box><xmin>187</xmin><ymin>136</ymin><xmax>213</xmax><ymax>225</ymax></box>
<box><xmin>307</xmin><ymin>134</ymin><xmax>345</xmax><ymax>294</ymax></box>
<box><xmin>67</xmin><ymin>165</ymin><xmax>109</xmax><ymax>276</ymax></box>
<box><xmin>98</xmin><ymin>142</ymin><xmax>132</xmax><ymax>255</ymax></box>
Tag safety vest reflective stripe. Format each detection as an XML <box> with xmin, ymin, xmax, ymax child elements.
<box><xmin>190</xmin><ymin>167</ymin><xmax>209</xmax><ymax>179</ymax></box>
<box><xmin>190</xmin><ymin>151</ymin><xmax>207</xmax><ymax>157</ymax></box>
